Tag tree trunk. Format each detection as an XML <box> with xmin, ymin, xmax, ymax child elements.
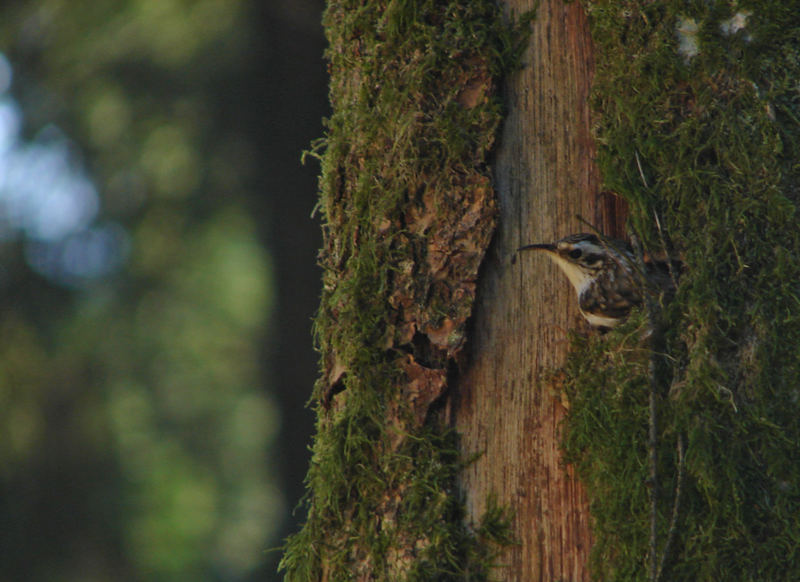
<box><xmin>452</xmin><ymin>1</ymin><xmax>610</xmax><ymax>580</ymax></box>
<box><xmin>284</xmin><ymin>1</ymin><xmax>800</xmax><ymax>580</ymax></box>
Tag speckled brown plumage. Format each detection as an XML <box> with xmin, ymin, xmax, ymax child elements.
<box><xmin>578</xmin><ymin>255</ymin><xmax>641</xmax><ymax>320</ymax></box>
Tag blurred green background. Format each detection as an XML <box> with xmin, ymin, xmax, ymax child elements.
<box><xmin>0</xmin><ymin>1</ymin><xmax>326</xmax><ymax>580</ymax></box>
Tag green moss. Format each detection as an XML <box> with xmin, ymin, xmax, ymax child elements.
<box><xmin>563</xmin><ymin>2</ymin><xmax>800</xmax><ymax>580</ymax></box>
<box><xmin>280</xmin><ymin>2</ymin><xmax>529</xmax><ymax>580</ymax></box>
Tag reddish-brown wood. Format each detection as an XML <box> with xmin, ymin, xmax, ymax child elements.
<box><xmin>451</xmin><ymin>1</ymin><xmax>601</xmax><ymax>580</ymax></box>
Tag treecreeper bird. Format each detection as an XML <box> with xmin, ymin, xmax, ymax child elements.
<box><xmin>517</xmin><ymin>233</ymin><xmax>677</xmax><ymax>330</ymax></box>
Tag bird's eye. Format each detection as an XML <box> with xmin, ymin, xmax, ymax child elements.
<box><xmin>569</xmin><ymin>248</ymin><xmax>582</xmax><ymax>259</ymax></box>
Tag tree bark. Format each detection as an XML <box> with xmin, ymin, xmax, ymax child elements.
<box><xmin>451</xmin><ymin>1</ymin><xmax>611</xmax><ymax>580</ymax></box>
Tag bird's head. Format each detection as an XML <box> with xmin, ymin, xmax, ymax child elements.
<box><xmin>517</xmin><ymin>233</ymin><xmax>610</xmax><ymax>294</ymax></box>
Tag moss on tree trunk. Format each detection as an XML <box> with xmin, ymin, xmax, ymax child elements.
<box><xmin>563</xmin><ymin>2</ymin><xmax>800</xmax><ymax>580</ymax></box>
<box><xmin>279</xmin><ymin>2</ymin><xmax>528</xmax><ymax>580</ymax></box>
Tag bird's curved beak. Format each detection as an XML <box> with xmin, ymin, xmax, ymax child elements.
<box><xmin>517</xmin><ymin>243</ymin><xmax>556</xmax><ymax>253</ymax></box>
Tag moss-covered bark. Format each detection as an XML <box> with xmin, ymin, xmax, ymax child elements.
<box><xmin>563</xmin><ymin>2</ymin><xmax>800</xmax><ymax>580</ymax></box>
<box><xmin>279</xmin><ymin>2</ymin><xmax>528</xmax><ymax>580</ymax></box>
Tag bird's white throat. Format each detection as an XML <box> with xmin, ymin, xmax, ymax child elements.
<box><xmin>548</xmin><ymin>254</ymin><xmax>594</xmax><ymax>296</ymax></box>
